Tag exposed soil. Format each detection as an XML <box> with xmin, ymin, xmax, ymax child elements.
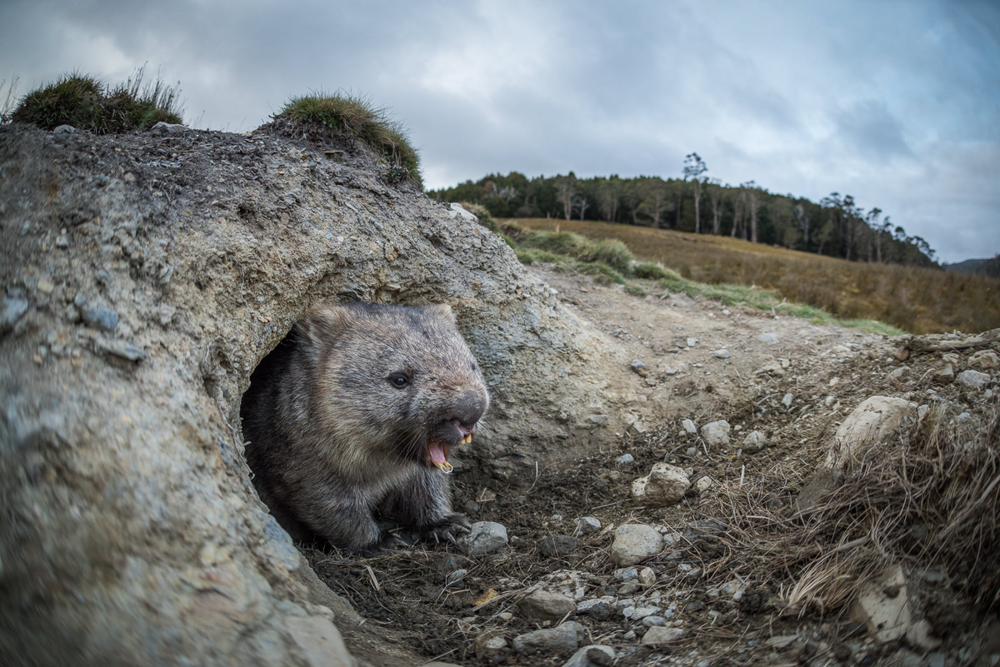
<box><xmin>304</xmin><ymin>265</ymin><xmax>999</xmax><ymax>666</ymax></box>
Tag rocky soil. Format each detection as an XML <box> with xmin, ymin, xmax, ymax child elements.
<box><xmin>1</xmin><ymin>120</ymin><xmax>997</xmax><ymax>666</ymax></box>
<box><xmin>306</xmin><ymin>267</ymin><xmax>1000</xmax><ymax>667</ymax></box>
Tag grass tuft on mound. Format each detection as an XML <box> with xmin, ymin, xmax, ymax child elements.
<box><xmin>279</xmin><ymin>92</ymin><xmax>421</xmax><ymax>186</ymax></box>
<box><xmin>9</xmin><ymin>67</ymin><xmax>182</xmax><ymax>133</ymax></box>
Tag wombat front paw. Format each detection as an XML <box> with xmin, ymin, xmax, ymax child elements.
<box><xmin>423</xmin><ymin>513</ymin><xmax>471</xmax><ymax>544</ymax></box>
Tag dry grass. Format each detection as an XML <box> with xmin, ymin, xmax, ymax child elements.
<box><xmin>708</xmin><ymin>397</ymin><xmax>1000</xmax><ymax>616</ymax></box>
<box><xmin>514</xmin><ymin>218</ymin><xmax>1000</xmax><ymax>334</ymax></box>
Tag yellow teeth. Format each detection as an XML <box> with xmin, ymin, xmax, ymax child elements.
<box><xmin>461</xmin><ymin>434</ymin><xmax>473</xmax><ymax>445</ymax></box>
<box><xmin>433</xmin><ymin>460</ymin><xmax>454</xmax><ymax>473</ymax></box>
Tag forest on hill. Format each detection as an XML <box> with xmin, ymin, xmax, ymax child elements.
<box><xmin>428</xmin><ymin>155</ymin><xmax>938</xmax><ymax>269</ymax></box>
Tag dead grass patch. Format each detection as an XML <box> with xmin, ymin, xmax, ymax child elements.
<box><xmin>514</xmin><ymin>218</ymin><xmax>1000</xmax><ymax>334</ymax></box>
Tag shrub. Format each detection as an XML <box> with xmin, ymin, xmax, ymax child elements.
<box><xmin>10</xmin><ymin>68</ymin><xmax>182</xmax><ymax>133</ymax></box>
<box><xmin>279</xmin><ymin>92</ymin><xmax>421</xmax><ymax>186</ymax></box>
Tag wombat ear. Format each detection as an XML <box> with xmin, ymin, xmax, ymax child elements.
<box><xmin>426</xmin><ymin>303</ymin><xmax>456</xmax><ymax>324</ymax></box>
<box><xmin>300</xmin><ymin>305</ymin><xmax>352</xmax><ymax>349</ymax></box>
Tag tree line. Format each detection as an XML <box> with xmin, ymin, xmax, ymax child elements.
<box><xmin>428</xmin><ymin>154</ymin><xmax>937</xmax><ymax>268</ymax></box>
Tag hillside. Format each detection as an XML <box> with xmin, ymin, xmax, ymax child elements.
<box><xmin>515</xmin><ymin>218</ymin><xmax>1000</xmax><ymax>335</ymax></box>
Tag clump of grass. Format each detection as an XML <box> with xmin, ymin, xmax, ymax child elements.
<box><xmin>633</xmin><ymin>261</ymin><xmax>669</xmax><ymax>280</ymax></box>
<box><xmin>711</xmin><ymin>397</ymin><xmax>1000</xmax><ymax>615</ymax></box>
<box><xmin>9</xmin><ymin>67</ymin><xmax>182</xmax><ymax>133</ymax></box>
<box><xmin>279</xmin><ymin>91</ymin><xmax>421</xmax><ymax>186</ymax></box>
<box><xmin>1</xmin><ymin>76</ymin><xmax>20</xmax><ymax>124</ymax></box>
<box><xmin>579</xmin><ymin>238</ymin><xmax>633</xmax><ymax>273</ymax></box>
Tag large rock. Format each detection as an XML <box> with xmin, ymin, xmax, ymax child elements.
<box><xmin>849</xmin><ymin>565</ymin><xmax>912</xmax><ymax>644</ymax></box>
<box><xmin>631</xmin><ymin>463</ymin><xmax>690</xmax><ymax>506</ymax></box>
<box><xmin>512</xmin><ymin>622</ymin><xmax>586</xmax><ymax>655</ymax></box>
<box><xmin>799</xmin><ymin>396</ymin><xmax>917</xmax><ymax>511</ymax></box>
<box><xmin>0</xmin><ymin>124</ymin><xmax>642</xmax><ymax>664</ymax></box>
<box><xmin>610</xmin><ymin>524</ymin><xmax>663</xmax><ymax>566</ymax></box>
<box><xmin>517</xmin><ymin>590</ymin><xmax>577</xmax><ymax>622</ymax></box>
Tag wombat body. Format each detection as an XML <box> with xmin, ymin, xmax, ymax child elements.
<box><xmin>240</xmin><ymin>302</ymin><xmax>489</xmax><ymax>551</ymax></box>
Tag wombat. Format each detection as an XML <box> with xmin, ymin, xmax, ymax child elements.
<box><xmin>240</xmin><ymin>302</ymin><xmax>489</xmax><ymax>552</ymax></box>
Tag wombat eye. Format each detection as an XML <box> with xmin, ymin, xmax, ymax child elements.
<box><xmin>388</xmin><ymin>372</ymin><xmax>410</xmax><ymax>389</ymax></box>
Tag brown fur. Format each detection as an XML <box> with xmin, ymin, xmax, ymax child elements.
<box><xmin>240</xmin><ymin>302</ymin><xmax>489</xmax><ymax>551</ymax></box>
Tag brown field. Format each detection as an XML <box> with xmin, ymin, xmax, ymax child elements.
<box><xmin>514</xmin><ymin>218</ymin><xmax>1000</xmax><ymax>334</ymax></box>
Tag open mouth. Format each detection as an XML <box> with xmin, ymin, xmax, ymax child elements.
<box><xmin>428</xmin><ymin>420</ymin><xmax>476</xmax><ymax>473</ymax></box>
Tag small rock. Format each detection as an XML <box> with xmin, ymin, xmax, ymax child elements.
<box><xmin>95</xmin><ymin>338</ymin><xmax>146</xmax><ymax>362</ymax></box>
<box><xmin>931</xmin><ymin>364</ymin><xmax>955</xmax><ymax>385</ymax></box>
<box><xmin>610</xmin><ymin>524</ymin><xmax>663</xmax><ymax>566</ymax></box>
<box><xmin>630</xmin><ymin>359</ymin><xmax>648</xmax><ymax>377</ymax></box>
<box><xmin>969</xmin><ymin>350</ymin><xmax>999</xmax><ymax>371</ymax></box>
<box><xmin>576</xmin><ymin>517</ymin><xmax>601</xmax><ymax>535</ymax></box>
<box><xmin>618</xmin><ymin>583</ymin><xmax>639</xmax><ymax>595</ymax></box>
<box><xmin>888</xmin><ymin>367</ymin><xmax>910</xmax><ymax>380</ymax></box>
<box><xmin>588</xmin><ymin>414</ymin><xmax>609</xmax><ymax>425</ymax></box>
<box><xmin>512</xmin><ymin>621</ymin><xmax>585</xmax><ymax>655</ymax></box>
<box><xmin>681</xmin><ymin>419</ymin><xmax>697</xmax><ymax>434</ymax></box>
<box><xmin>83</xmin><ymin>305</ymin><xmax>119</xmax><ymax>331</ymax></box>
<box><xmin>53</xmin><ymin>124</ymin><xmax>76</xmax><ymax>134</ymax></box>
<box><xmin>149</xmin><ymin>121</ymin><xmax>188</xmax><ymax>134</ymax></box>
<box><xmin>694</xmin><ymin>476</ymin><xmax>713</xmax><ymax>493</ymax></box>
<box><xmin>576</xmin><ymin>599</ymin><xmax>614</xmax><ymax>620</ymax></box>
<box><xmin>631</xmin><ymin>606</ymin><xmax>660</xmax><ymax>620</ymax></box>
<box><xmin>614</xmin><ymin>567</ymin><xmax>639</xmax><ymax>582</ymax></box>
<box><xmin>445</xmin><ymin>569</ymin><xmax>468</xmax><ymax>586</ymax></box>
<box><xmin>956</xmin><ymin>412</ymin><xmax>972</xmax><ymax>423</ymax></box>
<box><xmin>905</xmin><ymin>619</ymin><xmax>941</xmax><ymax>651</ymax></box>
<box><xmin>631</xmin><ymin>463</ymin><xmax>690</xmax><ymax>506</ymax></box>
<box><xmin>894</xmin><ymin>346</ymin><xmax>910</xmax><ymax>361</ymax></box>
<box><xmin>956</xmin><ymin>369</ymin><xmax>990</xmax><ymax>390</ymax></box>
<box><xmin>459</xmin><ymin>522</ymin><xmax>508</xmax><ymax>555</ymax></box>
<box><xmin>700</xmin><ymin>420</ymin><xmax>731</xmax><ymax>447</ymax></box>
<box><xmin>782</xmin><ymin>393</ymin><xmax>793</xmax><ymax>409</ymax></box>
<box><xmin>641</xmin><ymin>615</ymin><xmax>665</xmax><ymax>627</ymax></box>
<box><xmin>638</xmin><ymin>567</ymin><xmax>656</xmax><ymax>587</ymax></box>
<box><xmin>37</xmin><ymin>277</ymin><xmax>55</xmax><ymax>294</ymax></box>
<box><xmin>760</xmin><ymin>332</ymin><xmax>780</xmax><ymax>344</ymax></box>
<box><xmin>538</xmin><ymin>535</ymin><xmax>579</xmax><ymax>557</ymax></box>
<box><xmin>642</xmin><ymin>626</ymin><xmax>687</xmax><ymax>645</ymax></box>
<box><xmin>849</xmin><ymin>564</ymin><xmax>911</xmax><ymax>643</ymax></box>
<box><xmin>831</xmin><ymin>344</ymin><xmax>853</xmax><ymax>356</ymax></box>
<box><xmin>711</xmin><ymin>349</ymin><xmax>730</xmax><ymax>359</ymax></box>
<box><xmin>517</xmin><ymin>590</ymin><xmax>577</xmax><ymax>622</ymax></box>
<box><xmin>476</xmin><ymin>634</ymin><xmax>508</xmax><ymax>663</ymax></box>
<box><xmin>562</xmin><ymin>644</ymin><xmax>615</xmax><ymax>667</ymax></box>
<box><xmin>1</xmin><ymin>296</ymin><xmax>29</xmax><ymax>333</ymax></box>
<box><xmin>448</xmin><ymin>202</ymin><xmax>479</xmax><ymax>222</ymax></box>
<box><xmin>615</xmin><ymin>453</ymin><xmax>634</xmax><ymax>464</ymax></box>
<box><xmin>687</xmin><ymin>337</ymin><xmax>698</xmax><ymax>347</ymax></box>
<box><xmin>742</xmin><ymin>431</ymin><xmax>767</xmax><ymax>453</ymax></box>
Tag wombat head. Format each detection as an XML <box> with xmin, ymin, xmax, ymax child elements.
<box><xmin>301</xmin><ymin>302</ymin><xmax>489</xmax><ymax>471</ymax></box>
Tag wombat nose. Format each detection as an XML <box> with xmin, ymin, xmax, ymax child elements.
<box><xmin>450</xmin><ymin>390</ymin><xmax>486</xmax><ymax>427</ymax></box>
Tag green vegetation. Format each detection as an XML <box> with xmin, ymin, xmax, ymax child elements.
<box><xmin>279</xmin><ymin>92</ymin><xmax>421</xmax><ymax>186</ymax></box>
<box><xmin>514</xmin><ymin>218</ymin><xmax>1000</xmax><ymax>334</ymax></box>
<box><xmin>8</xmin><ymin>68</ymin><xmax>182</xmax><ymax>133</ymax></box>
<box><xmin>501</xmin><ymin>221</ymin><xmax>900</xmax><ymax>334</ymax></box>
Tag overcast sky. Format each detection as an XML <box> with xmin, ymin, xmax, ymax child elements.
<box><xmin>2</xmin><ymin>0</ymin><xmax>998</xmax><ymax>263</ymax></box>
